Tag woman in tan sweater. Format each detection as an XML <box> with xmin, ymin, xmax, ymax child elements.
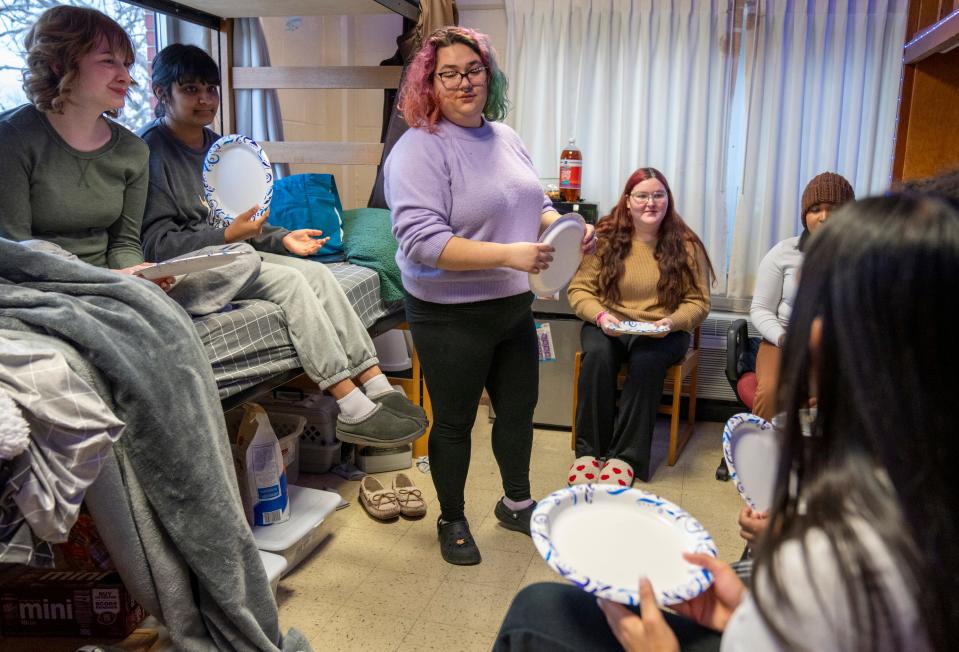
<box><xmin>567</xmin><ymin>167</ymin><xmax>713</xmax><ymax>483</ymax></box>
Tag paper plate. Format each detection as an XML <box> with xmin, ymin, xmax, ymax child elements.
<box><xmin>722</xmin><ymin>413</ymin><xmax>779</xmax><ymax>512</ymax></box>
<box><xmin>608</xmin><ymin>320</ymin><xmax>671</xmax><ymax>335</ymax></box>
<box><xmin>529</xmin><ymin>213</ymin><xmax>586</xmax><ymax>296</ymax></box>
<box><xmin>136</xmin><ymin>250</ymin><xmax>242</xmax><ymax>280</ymax></box>
<box><xmin>202</xmin><ymin>134</ymin><xmax>273</xmax><ymax>222</ymax></box>
<box><xmin>531</xmin><ymin>485</ymin><xmax>717</xmax><ymax>606</ymax></box>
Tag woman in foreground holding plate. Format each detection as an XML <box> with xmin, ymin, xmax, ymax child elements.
<box><xmin>137</xmin><ymin>44</ymin><xmax>426</xmax><ymax>446</ymax></box>
<box><xmin>567</xmin><ymin>168</ymin><xmax>713</xmax><ymax>484</ymax></box>
<box><xmin>385</xmin><ymin>27</ymin><xmax>594</xmax><ymax>566</ymax></box>
<box><xmin>497</xmin><ymin>194</ymin><xmax>955</xmax><ymax>651</ymax></box>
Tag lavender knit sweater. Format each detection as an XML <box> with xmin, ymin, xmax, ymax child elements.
<box><xmin>384</xmin><ymin>118</ymin><xmax>552</xmax><ymax>304</ymax></box>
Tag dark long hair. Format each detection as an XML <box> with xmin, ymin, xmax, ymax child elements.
<box><xmin>755</xmin><ymin>194</ymin><xmax>958</xmax><ymax>651</ymax></box>
<box><xmin>594</xmin><ymin>167</ymin><xmax>714</xmax><ymax>310</ymax></box>
<box><xmin>150</xmin><ymin>43</ymin><xmax>220</xmax><ymax>118</ymax></box>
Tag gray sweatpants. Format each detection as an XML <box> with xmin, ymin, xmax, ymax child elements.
<box><xmin>236</xmin><ymin>252</ymin><xmax>379</xmax><ymax>389</ymax></box>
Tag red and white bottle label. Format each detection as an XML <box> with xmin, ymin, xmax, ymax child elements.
<box><xmin>560</xmin><ymin>160</ymin><xmax>582</xmax><ymax>189</ymax></box>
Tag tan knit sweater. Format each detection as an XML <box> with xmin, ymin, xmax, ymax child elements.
<box><xmin>567</xmin><ymin>239</ymin><xmax>711</xmax><ymax>333</ymax></box>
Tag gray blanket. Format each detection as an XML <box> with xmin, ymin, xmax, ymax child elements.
<box><xmin>0</xmin><ymin>239</ymin><xmax>311</xmax><ymax>652</ymax></box>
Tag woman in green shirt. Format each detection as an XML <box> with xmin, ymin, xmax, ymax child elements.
<box><xmin>0</xmin><ymin>5</ymin><xmax>170</xmax><ymax>289</ymax></box>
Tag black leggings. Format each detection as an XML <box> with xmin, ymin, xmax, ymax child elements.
<box><xmin>494</xmin><ymin>583</ymin><xmax>722</xmax><ymax>652</ymax></box>
<box><xmin>406</xmin><ymin>292</ymin><xmax>538</xmax><ymax>522</ymax></box>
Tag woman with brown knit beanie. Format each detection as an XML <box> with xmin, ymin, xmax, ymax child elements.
<box><xmin>566</xmin><ymin>167</ymin><xmax>715</xmax><ymax>484</ymax></box>
<box><xmin>749</xmin><ymin>171</ymin><xmax>854</xmax><ymax>420</ymax></box>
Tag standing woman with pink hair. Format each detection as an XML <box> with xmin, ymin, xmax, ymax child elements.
<box><xmin>384</xmin><ymin>27</ymin><xmax>595</xmax><ymax>566</ymax></box>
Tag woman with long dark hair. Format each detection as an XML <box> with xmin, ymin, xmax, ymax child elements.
<box><xmin>567</xmin><ymin>167</ymin><xmax>714</xmax><ymax>484</ymax></box>
<box><xmin>496</xmin><ymin>193</ymin><xmax>955</xmax><ymax>652</ymax></box>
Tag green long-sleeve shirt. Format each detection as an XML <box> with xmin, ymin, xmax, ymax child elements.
<box><xmin>0</xmin><ymin>104</ymin><xmax>149</xmax><ymax>269</ymax></box>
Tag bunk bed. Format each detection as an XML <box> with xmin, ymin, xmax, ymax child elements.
<box><xmin>139</xmin><ymin>0</ymin><xmax>423</xmax><ymax>410</ymax></box>
<box><xmin>0</xmin><ymin>3</ymin><xmax>426</xmax><ymax>649</ymax></box>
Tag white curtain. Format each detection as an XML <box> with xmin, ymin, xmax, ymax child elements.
<box><xmin>505</xmin><ymin>0</ymin><xmax>736</xmax><ymax>292</ymax></box>
<box><xmin>233</xmin><ymin>18</ymin><xmax>289</xmax><ymax>179</ymax></box>
<box><xmin>725</xmin><ymin>0</ymin><xmax>907</xmax><ymax>299</ymax></box>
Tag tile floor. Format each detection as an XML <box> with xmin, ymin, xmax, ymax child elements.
<box><xmin>281</xmin><ymin>409</ymin><xmax>745</xmax><ymax>651</ymax></box>
<box><xmin>1</xmin><ymin>410</ymin><xmax>744</xmax><ymax>652</ymax></box>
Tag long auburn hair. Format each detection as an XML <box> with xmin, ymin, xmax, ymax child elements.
<box><xmin>595</xmin><ymin>167</ymin><xmax>714</xmax><ymax>311</ymax></box>
<box><xmin>22</xmin><ymin>6</ymin><xmax>136</xmax><ymax>118</ymax></box>
<box><xmin>397</xmin><ymin>26</ymin><xmax>509</xmax><ymax>132</ymax></box>
<box><xmin>757</xmin><ymin>194</ymin><xmax>958</xmax><ymax>651</ymax></box>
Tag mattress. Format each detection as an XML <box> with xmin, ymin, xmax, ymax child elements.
<box><xmin>194</xmin><ymin>262</ymin><xmax>402</xmax><ymax>399</ymax></box>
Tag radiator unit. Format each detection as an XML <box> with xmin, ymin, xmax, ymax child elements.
<box><xmin>692</xmin><ymin>311</ymin><xmax>760</xmax><ymax>402</ymax></box>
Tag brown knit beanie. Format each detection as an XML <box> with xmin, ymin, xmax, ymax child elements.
<box><xmin>801</xmin><ymin>172</ymin><xmax>855</xmax><ymax>227</ymax></box>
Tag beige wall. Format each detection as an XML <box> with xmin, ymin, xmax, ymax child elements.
<box><xmin>260</xmin><ymin>2</ymin><xmax>507</xmax><ymax>209</ymax></box>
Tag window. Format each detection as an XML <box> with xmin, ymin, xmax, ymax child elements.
<box><xmin>0</xmin><ymin>0</ymin><xmax>155</xmax><ymax>132</ymax></box>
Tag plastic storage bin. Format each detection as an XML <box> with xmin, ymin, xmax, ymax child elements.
<box><xmin>372</xmin><ymin>329</ymin><xmax>412</xmax><ymax>372</ymax></box>
<box><xmin>258</xmin><ymin>390</ymin><xmax>341</xmax><ymax>474</ymax></box>
<box><xmin>258</xmin><ymin>550</ymin><xmax>288</xmax><ymax>595</ymax></box>
<box><xmin>226</xmin><ymin>409</ymin><xmax>306</xmax><ymax>485</ymax></box>
<box><xmin>252</xmin><ymin>485</ymin><xmax>341</xmax><ymax>571</ymax></box>
<box><xmin>356</xmin><ymin>444</ymin><xmax>412</xmax><ymax>473</ymax></box>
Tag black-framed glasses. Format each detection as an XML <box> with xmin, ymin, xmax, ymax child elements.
<box><xmin>435</xmin><ymin>66</ymin><xmax>488</xmax><ymax>90</ymax></box>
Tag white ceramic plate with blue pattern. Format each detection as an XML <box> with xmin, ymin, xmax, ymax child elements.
<box><xmin>202</xmin><ymin>134</ymin><xmax>273</xmax><ymax>223</ymax></box>
<box><xmin>722</xmin><ymin>413</ymin><xmax>778</xmax><ymax>512</ymax></box>
<box><xmin>530</xmin><ymin>485</ymin><xmax>717</xmax><ymax>606</ymax></box>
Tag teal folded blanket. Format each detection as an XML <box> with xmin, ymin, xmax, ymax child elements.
<box><xmin>341</xmin><ymin>208</ymin><xmax>404</xmax><ymax>303</ymax></box>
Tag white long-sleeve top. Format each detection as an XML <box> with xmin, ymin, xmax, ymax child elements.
<box><xmin>749</xmin><ymin>236</ymin><xmax>802</xmax><ymax>345</ymax></box>
<box><xmin>721</xmin><ymin>522</ymin><xmax>928</xmax><ymax>652</ymax></box>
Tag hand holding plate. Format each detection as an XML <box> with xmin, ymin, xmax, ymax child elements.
<box><xmin>671</xmin><ymin>553</ymin><xmax>746</xmax><ymax>632</ymax></box>
<box><xmin>648</xmin><ymin>317</ymin><xmax>674</xmax><ymax>338</ymax></box>
<box><xmin>506</xmin><ymin>241</ymin><xmax>554</xmax><ymax>273</ymax></box>
<box><xmin>599</xmin><ymin>312</ymin><xmax>624</xmax><ymax>337</ymax></box>
<box><xmin>123</xmin><ymin>263</ymin><xmax>175</xmax><ymax>292</ymax></box>
<box><xmin>598</xmin><ymin>578</ymin><xmax>680</xmax><ymax>652</ymax></box>
<box><xmin>224</xmin><ymin>205</ymin><xmax>267</xmax><ymax>243</ymax></box>
<box><xmin>581</xmin><ymin>223</ymin><xmax>597</xmax><ymax>254</ymax></box>
<box><xmin>283</xmin><ymin>229</ymin><xmax>330</xmax><ymax>257</ymax></box>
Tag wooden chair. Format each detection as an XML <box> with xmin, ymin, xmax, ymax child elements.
<box><xmin>570</xmin><ymin>327</ymin><xmax>701</xmax><ymax>466</ymax></box>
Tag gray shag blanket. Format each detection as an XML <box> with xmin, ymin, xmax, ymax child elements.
<box><xmin>0</xmin><ymin>239</ymin><xmax>311</xmax><ymax>652</ymax></box>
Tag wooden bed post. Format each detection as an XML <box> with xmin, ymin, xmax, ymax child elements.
<box><xmin>217</xmin><ymin>17</ymin><xmax>235</xmax><ymax>135</ymax></box>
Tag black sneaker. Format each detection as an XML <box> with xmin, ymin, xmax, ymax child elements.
<box><xmin>437</xmin><ymin>517</ymin><xmax>481</xmax><ymax>565</ymax></box>
<box><xmin>494</xmin><ymin>498</ymin><xmax>536</xmax><ymax>536</ymax></box>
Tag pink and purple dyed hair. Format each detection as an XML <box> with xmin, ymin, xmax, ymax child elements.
<box><xmin>398</xmin><ymin>26</ymin><xmax>509</xmax><ymax>132</ymax></box>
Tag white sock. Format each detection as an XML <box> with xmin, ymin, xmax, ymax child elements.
<box><xmin>361</xmin><ymin>374</ymin><xmax>394</xmax><ymax>398</ymax></box>
<box><xmin>503</xmin><ymin>497</ymin><xmax>535</xmax><ymax>511</ymax></box>
<box><xmin>335</xmin><ymin>388</ymin><xmax>377</xmax><ymax>420</ymax></box>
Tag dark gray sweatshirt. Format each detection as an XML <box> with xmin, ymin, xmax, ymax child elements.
<box><xmin>138</xmin><ymin>118</ymin><xmax>287</xmax><ymax>261</ymax></box>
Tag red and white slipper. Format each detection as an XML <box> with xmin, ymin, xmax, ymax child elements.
<box><xmin>567</xmin><ymin>456</ymin><xmax>601</xmax><ymax>486</ymax></box>
<box><xmin>599</xmin><ymin>458</ymin><xmax>634</xmax><ymax>487</ymax></box>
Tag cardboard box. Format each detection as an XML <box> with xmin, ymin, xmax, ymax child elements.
<box><xmin>0</xmin><ymin>567</ymin><xmax>145</xmax><ymax>638</ymax></box>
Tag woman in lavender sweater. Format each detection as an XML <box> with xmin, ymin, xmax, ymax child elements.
<box><xmin>385</xmin><ymin>27</ymin><xmax>594</xmax><ymax>566</ymax></box>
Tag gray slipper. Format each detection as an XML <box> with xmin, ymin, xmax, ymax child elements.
<box><xmin>371</xmin><ymin>390</ymin><xmax>429</xmax><ymax>427</ymax></box>
<box><xmin>335</xmin><ymin>405</ymin><xmax>424</xmax><ymax>446</ymax></box>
